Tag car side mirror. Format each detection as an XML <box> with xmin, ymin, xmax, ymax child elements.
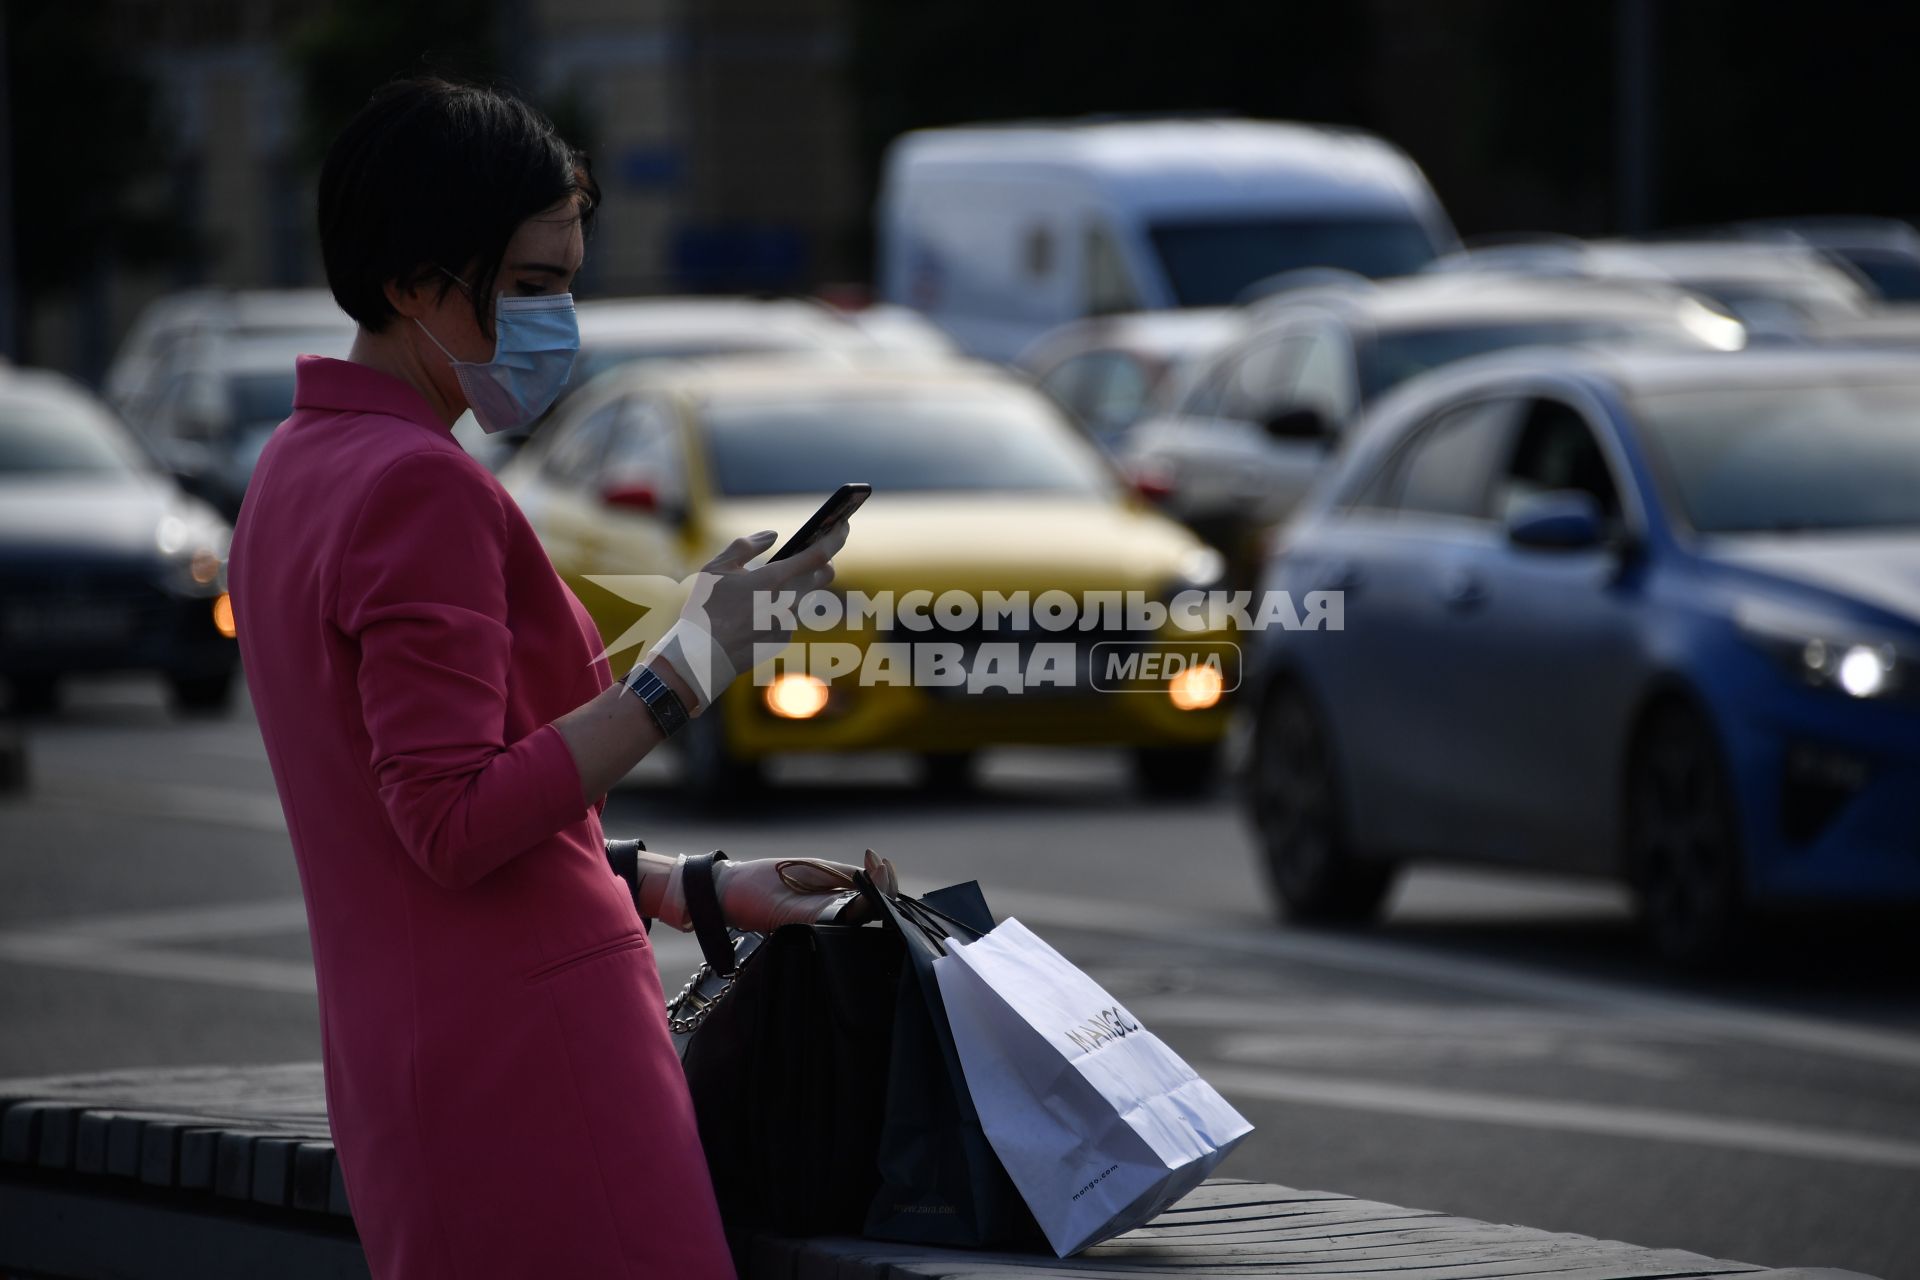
<box><xmin>1262</xmin><ymin>405</ymin><xmax>1331</xmax><ymax>444</ymax></box>
<box><xmin>1507</xmin><ymin>490</ymin><xmax>1606</xmax><ymax>551</ymax></box>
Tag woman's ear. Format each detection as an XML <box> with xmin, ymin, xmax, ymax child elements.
<box><xmin>382</xmin><ymin>272</ymin><xmax>435</xmax><ymax>322</ymax></box>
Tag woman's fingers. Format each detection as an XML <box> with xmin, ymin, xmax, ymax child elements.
<box><xmin>757</xmin><ymin>519</ymin><xmax>849</xmax><ymax>587</ymax></box>
<box><xmin>864</xmin><ymin>848</ymin><xmax>900</xmax><ymax>897</ymax></box>
<box><xmin>703</xmin><ymin>529</ymin><xmax>778</xmax><ymax>573</ymax></box>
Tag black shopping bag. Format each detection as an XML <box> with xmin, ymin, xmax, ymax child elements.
<box><xmin>861</xmin><ymin>879</ymin><xmax>1044</xmax><ymax>1248</ymax></box>
<box><xmin>662</xmin><ymin>855</ymin><xmax>1039</xmax><ymax>1247</ymax></box>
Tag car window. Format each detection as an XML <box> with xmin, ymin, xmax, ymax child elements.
<box><xmin>1633</xmin><ymin>380</ymin><xmax>1920</xmax><ymax>533</ymax></box>
<box><xmin>1147</xmin><ymin>216</ymin><xmax>1441</xmax><ymax>306</ymax></box>
<box><xmin>1082</xmin><ymin>354</ymin><xmax>1151</xmax><ymax>432</ymax></box>
<box><xmin>602</xmin><ymin>395</ymin><xmax>687</xmax><ymax>505</ymax></box>
<box><xmin>1356</xmin><ymin>320</ymin><xmax>1698</xmax><ymax>403</ymax></box>
<box><xmin>1047</xmin><ymin>352</ymin><xmax>1150</xmax><ymax>436</ymax></box>
<box><xmin>1368</xmin><ymin>399</ymin><xmax>1518</xmax><ymax>520</ymax></box>
<box><xmin>1084</xmin><ymin>223</ymin><xmax>1141</xmax><ymax>317</ymax></box>
<box><xmin>1037</xmin><ymin>353</ymin><xmax>1096</xmax><ymax>412</ymax></box>
<box><xmin>1175</xmin><ymin>351</ymin><xmax>1233</xmax><ymax>419</ymax></box>
<box><xmin>1844</xmin><ymin>250</ymin><xmax>1920</xmax><ymax>301</ymax></box>
<box><xmin>1221</xmin><ymin>335</ymin><xmax>1297</xmax><ymax>426</ymax></box>
<box><xmin>1345</xmin><ymin>451</ymin><xmax>1402</xmax><ymax>512</ymax></box>
<box><xmin>542</xmin><ymin>396</ymin><xmax>626</xmax><ymax>487</ymax></box>
<box><xmin>228</xmin><ymin>371</ymin><xmax>297</xmax><ymax>433</ymax></box>
<box><xmin>1285</xmin><ymin>325</ymin><xmax>1358</xmax><ymax>427</ymax></box>
<box><xmin>1496</xmin><ymin>398</ymin><xmax>1622</xmax><ymax>521</ymax></box>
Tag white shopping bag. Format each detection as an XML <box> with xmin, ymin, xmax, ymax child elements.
<box><xmin>931</xmin><ymin>918</ymin><xmax>1253</xmax><ymax>1256</ymax></box>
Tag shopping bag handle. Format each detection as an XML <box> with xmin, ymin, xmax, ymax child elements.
<box><xmin>896</xmin><ymin>893</ymin><xmax>985</xmax><ymax>945</ymax></box>
<box><xmin>852</xmin><ymin>870</ymin><xmax>986</xmax><ymax>957</ymax></box>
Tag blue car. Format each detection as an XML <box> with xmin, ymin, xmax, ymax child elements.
<box><xmin>1242</xmin><ymin>347</ymin><xmax>1920</xmax><ymax>963</ymax></box>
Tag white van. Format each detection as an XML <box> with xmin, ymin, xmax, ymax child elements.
<box><xmin>876</xmin><ymin>117</ymin><xmax>1457</xmax><ymax>363</ymax></box>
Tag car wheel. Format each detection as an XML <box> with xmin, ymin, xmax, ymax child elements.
<box><xmin>168</xmin><ymin>668</ymin><xmax>237</xmax><ymax>716</ymax></box>
<box><xmin>1246</xmin><ymin>681</ymin><xmax>1394</xmax><ymax>924</ymax></box>
<box><xmin>680</xmin><ymin>698</ymin><xmax>764</xmax><ymax>809</ymax></box>
<box><xmin>919</xmin><ymin>751</ymin><xmax>978</xmax><ymax>794</ymax></box>
<box><xmin>1131</xmin><ymin>744</ymin><xmax>1220</xmax><ymax>798</ymax></box>
<box><xmin>1626</xmin><ymin>702</ymin><xmax>1746</xmax><ymax>968</ymax></box>
<box><xmin>6</xmin><ymin>674</ymin><xmax>61</xmax><ymax>716</ymax></box>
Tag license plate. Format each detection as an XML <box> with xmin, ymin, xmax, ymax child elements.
<box><xmin>2</xmin><ymin>601</ymin><xmax>134</xmax><ymax>645</ymax></box>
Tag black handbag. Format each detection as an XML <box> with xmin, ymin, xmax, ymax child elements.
<box><xmin>661</xmin><ymin>855</ymin><xmax>1039</xmax><ymax>1246</ymax></box>
<box><xmin>663</xmin><ymin>853</ymin><xmax>902</xmax><ymax>1235</ymax></box>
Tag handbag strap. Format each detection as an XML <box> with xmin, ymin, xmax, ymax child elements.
<box><xmin>683</xmin><ymin>850</ymin><xmax>736</xmax><ymax>975</ymax></box>
<box><xmin>603</xmin><ymin>837</ymin><xmax>650</xmax><ymax>931</ymax></box>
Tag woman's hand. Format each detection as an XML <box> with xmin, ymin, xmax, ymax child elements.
<box><xmin>651</xmin><ymin>848</ymin><xmax>899</xmax><ymax>933</ymax></box>
<box><xmin>716</xmin><ymin>848</ymin><xmax>900</xmax><ymax>931</ymax></box>
<box><xmin>643</xmin><ymin>522</ymin><xmax>850</xmax><ymax>712</ymax></box>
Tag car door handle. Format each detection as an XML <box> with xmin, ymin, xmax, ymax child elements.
<box><xmin>1440</xmin><ymin>569</ymin><xmax>1486</xmax><ymax>610</ymax></box>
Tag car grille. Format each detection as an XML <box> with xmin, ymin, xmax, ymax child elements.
<box><xmin>0</xmin><ymin>558</ymin><xmax>174</xmax><ymax>652</ymax></box>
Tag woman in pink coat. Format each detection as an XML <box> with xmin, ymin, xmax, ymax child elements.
<box><xmin>228</xmin><ymin>79</ymin><xmax>858</xmax><ymax>1279</ymax></box>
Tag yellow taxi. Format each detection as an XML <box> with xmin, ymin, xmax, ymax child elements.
<box><xmin>500</xmin><ymin>358</ymin><xmax>1237</xmax><ymax>800</ymax></box>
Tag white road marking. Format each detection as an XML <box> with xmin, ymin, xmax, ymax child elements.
<box><xmin>992</xmin><ymin>887</ymin><xmax>1920</xmax><ymax>1072</ymax></box>
<box><xmin>39</xmin><ymin>779</ymin><xmax>288</xmax><ymax>834</ymax></box>
<box><xmin>0</xmin><ymin>931</ymin><xmax>315</xmax><ymax>995</ymax></box>
<box><xmin>1198</xmin><ymin>1064</ymin><xmax>1920</xmax><ymax>1170</ymax></box>
<box><xmin>52</xmin><ymin>898</ymin><xmax>312</xmax><ymax>942</ymax></box>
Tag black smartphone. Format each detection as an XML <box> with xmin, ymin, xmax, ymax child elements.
<box><xmin>770</xmin><ymin>483</ymin><xmax>871</xmax><ymax>561</ymax></box>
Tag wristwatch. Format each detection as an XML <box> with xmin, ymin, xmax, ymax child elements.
<box><xmin>622</xmin><ymin>661</ymin><xmax>691</xmax><ymax>738</ymax></box>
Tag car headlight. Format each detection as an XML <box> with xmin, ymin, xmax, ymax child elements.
<box><xmin>1675</xmin><ymin>296</ymin><xmax>1748</xmax><ymax>352</ymax></box>
<box><xmin>1735</xmin><ymin>599</ymin><xmax>1907</xmax><ymax>699</ymax></box>
<box><xmin>1175</xmin><ymin>546</ymin><xmax>1227</xmax><ymax>591</ymax></box>
<box><xmin>157</xmin><ymin>505</ymin><xmax>232</xmax><ymax>596</ymax></box>
<box><xmin>1157</xmin><ymin>545</ymin><xmax>1228</xmax><ymax>603</ymax></box>
<box><xmin>1153</xmin><ymin>546</ymin><xmax>1229</xmax><ymax>634</ymax></box>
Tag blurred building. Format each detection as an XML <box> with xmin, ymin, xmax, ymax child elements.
<box><xmin>28</xmin><ymin>0</ymin><xmax>862</xmax><ymax>382</ymax></box>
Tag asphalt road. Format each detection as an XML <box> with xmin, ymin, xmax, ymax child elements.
<box><xmin>2</xmin><ymin>675</ymin><xmax>1916</xmax><ymax>1278</ymax></box>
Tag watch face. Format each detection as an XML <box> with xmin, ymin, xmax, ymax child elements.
<box><xmin>629</xmin><ymin>666</ymin><xmax>689</xmax><ymax>736</ymax></box>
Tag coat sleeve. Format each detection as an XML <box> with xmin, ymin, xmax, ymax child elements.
<box><xmin>334</xmin><ymin>449</ymin><xmax>586</xmax><ymax>888</ymax></box>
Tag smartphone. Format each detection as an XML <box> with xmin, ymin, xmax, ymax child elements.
<box><xmin>770</xmin><ymin>483</ymin><xmax>870</xmax><ymax>561</ymax></box>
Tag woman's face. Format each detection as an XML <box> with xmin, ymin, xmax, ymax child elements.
<box><xmin>398</xmin><ymin>198</ymin><xmax>585</xmax><ymax>406</ymax></box>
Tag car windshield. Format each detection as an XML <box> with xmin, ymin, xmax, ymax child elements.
<box><xmin>1359</xmin><ymin>320</ymin><xmax>1689</xmax><ymax>401</ymax></box>
<box><xmin>701</xmin><ymin>390</ymin><xmax>1116</xmax><ymax>498</ymax></box>
<box><xmin>1148</xmin><ymin>216</ymin><xmax>1440</xmax><ymax>306</ymax></box>
<box><xmin>0</xmin><ymin>388</ymin><xmax>150</xmax><ymax>475</ymax></box>
<box><xmin>1634</xmin><ymin>381</ymin><xmax>1920</xmax><ymax>533</ymax></box>
<box><xmin>1838</xmin><ymin>251</ymin><xmax>1920</xmax><ymax>301</ymax></box>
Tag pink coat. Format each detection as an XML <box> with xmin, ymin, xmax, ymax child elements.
<box><xmin>229</xmin><ymin>355</ymin><xmax>734</xmax><ymax>1279</ymax></box>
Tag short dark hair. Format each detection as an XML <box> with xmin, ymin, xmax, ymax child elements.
<box><xmin>318</xmin><ymin>77</ymin><xmax>599</xmax><ymax>337</ymax></box>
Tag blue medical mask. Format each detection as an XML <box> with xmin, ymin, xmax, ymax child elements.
<box><xmin>415</xmin><ymin>274</ymin><xmax>580</xmax><ymax>434</ymax></box>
